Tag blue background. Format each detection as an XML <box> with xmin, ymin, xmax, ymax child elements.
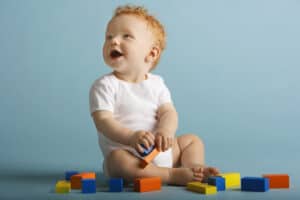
<box><xmin>0</xmin><ymin>0</ymin><xmax>299</xmax><ymax>199</ymax></box>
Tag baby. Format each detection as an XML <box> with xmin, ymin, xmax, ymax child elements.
<box><xmin>89</xmin><ymin>5</ymin><xmax>219</xmax><ymax>185</ymax></box>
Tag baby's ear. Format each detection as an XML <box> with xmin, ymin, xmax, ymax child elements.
<box><xmin>145</xmin><ymin>46</ymin><xmax>160</xmax><ymax>63</ymax></box>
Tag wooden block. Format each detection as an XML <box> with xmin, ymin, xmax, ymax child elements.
<box><xmin>241</xmin><ymin>177</ymin><xmax>269</xmax><ymax>192</ymax></box>
<box><xmin>139</xmin><ymin>145</ymin><xmax>155</xmax><ymax>157</ymax></box>
<box><xmin>82</xmin><ymin>179</ymin><xmax>97</xmax><ymax>193</ymax></box>
<box><xmin>71</xmin><ymin>174</ymin><xmax>82</xmax><ymax>189</ymax></box>
<box><xmin>208</xmin><ymin>176</ymin><xmax>225</xmax><ymax>191</ymax></box>
<box><xmin>219</xmin><ymin>172</ymin><xmax>241</xmax><ymax>189</ymax></box>
<box><xmin>187</xmin><ymin>182</ymin><xmax>217</xmax><ymax>195</ymax></box>
<box><xmin>55</xmin><ymin>180</ymin><xmax>71</xmax><ymax>193</ymax></box>
<box><xmin>109</xmin><ymin>178</ymin><xmax>123</xmax><ymax>192</ymax></box>
<box><xmin>71</xmin><ymin>172</ymin><xmax>96</xmax><ymax>189</ymax></box>
<box><xmin>134</xmin><ymin>177</ymin><xmax>161</xmax><ymax>192</ymax></box>
<box><xmin>65</xmin><ymin>171</ymin><xmax>79</xmax><ymax>181</ymax></box>
<box><xmin>81</xmin><ymin>172</ymin><xmax>96</xmax><ymax>179</ymax></box>
<box><xmin>140</xmin><ymin>148</ymin><xmax>159</xmax><ymax>168</ymax></box>
<box><xmin>262</xmin><ymin>174</ymin><xmax>289</xmax><ymax>189</ymax></box>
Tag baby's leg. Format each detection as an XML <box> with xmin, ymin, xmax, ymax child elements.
<box><xmin>173</xmin><ymin>133</ymin><xmax>205</xmax><ymax>167</ymax></box>
<box><xmin>173</xmin><ymin>134</ymin><xmax>219</xmax><ymax>178</ymax></box>
<box><xmin>105</xmin><ymin>149</ymin><xmax>203</xmax><ymax>185</ymax></box>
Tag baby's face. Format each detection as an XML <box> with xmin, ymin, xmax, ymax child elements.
<box><xmin>103</xmin><ymin>14</ymin><xmax>155</xmax><ymax>74</ymax></box>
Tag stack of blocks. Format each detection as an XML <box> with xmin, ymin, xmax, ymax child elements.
<box><xmin>55</xmin><ymin>171</ymin><xmax>96</xmax><ymax>194</ymax></box>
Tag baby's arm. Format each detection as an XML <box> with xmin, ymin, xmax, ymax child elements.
<box><xmin>92</xmin><ymin>110</ymin><xmax>154</xmax><ymax>153</ymax></box>
<box><xmin>155</xmin><ymin>103</ymin><xmax>178</xmax><ymax>151</ymax></box>
<box><xmin>92</xmin><ymin>110</ymin><xmax>133</xmax><ymax>145</ymax></box>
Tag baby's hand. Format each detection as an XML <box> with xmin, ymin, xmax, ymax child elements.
<box><xmin>155</xmin><ymin>131</ymin><xmax>173</xmax><ymax>152</ymax></box>
<box><xmin>129</xmin><ymin>130</ymin><xmax>155</xmax><ymax>154</ymax></box>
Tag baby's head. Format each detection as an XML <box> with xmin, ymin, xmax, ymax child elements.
<box><xmin>103</xmin><ymin>5</ymin><xmax>166</xmax><ymax>73</ymax></box>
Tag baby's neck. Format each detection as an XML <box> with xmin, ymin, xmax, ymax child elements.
<box><xmin>113</xmin><ymin>71</ymin><xmax>148</xmax><ymax>83</ymax></box>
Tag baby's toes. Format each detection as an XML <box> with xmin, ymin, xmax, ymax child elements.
<box><xmin>192</xmin><ymin>167</ymin><xmax>204</xmax><ymax>174</ymax></box>
<box><xmin>192</xmin><ymin>171</ymin><xmax>204</xmax><ymax>182</ymax></box>
<box><xmin>208</xmin><ymin>167</ymin><xmax>219</xmax><ymax>175</ymax></box>
<box><xmin>203</xmin><ymin>167</ymin><xmax>219</xmax><ymax>177</ymax></box>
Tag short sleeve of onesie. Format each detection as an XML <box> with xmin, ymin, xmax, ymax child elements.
<box><xmin>157</xmin><ymin>76</ymin><xmax>172</xmax><ymax>107</ymax></box>
<box><xmin>89</xmin><ymin>77</ymin><xmax>115</xmax><ymax>114</ymax></box>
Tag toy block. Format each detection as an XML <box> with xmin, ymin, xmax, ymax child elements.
<box><xmin>134</xmin><ymin>177</ymin><xmax>161</xmax><ymax>192</ymax></box>
<box><xmin>71</xmin><ymin>172</ymin><xmax>96</xmax><ymax>189</ymax></box>
<box><xmin>139</xmin><ymin>144</ymin><xmax>155</xmax><ymax>157</ymax></box>
<box><xmin>140</xmin><ymin>147</ymin><xmax>159</xmax><ymax>168</ymax></box>
<box><xmin>208</xmin><ymin>176</ymin><xmax>225</xmax><ymax>191</ymax></box>
<box><xmin>65</xmin><ymin>171</ymin><xmax>79</xmax><ymax>181</ymax></box>
<box><xmin>187</xmin><ymin>182</ymin><xmax>217</xmax><ymax>195</ymax></box>
<box><xmin>219</xmin><ymin>172</ymin><xmax>241</xmax><ymax>189</ymax></box>
<box><xmin>82</xmin><ymin>179</ymin><xmax>96</xmax><ymax>193</ymax></box>
<box><xmin>71</xmin><ymin>174</ymin><xmax>82</xmax><ymax>189</ymax></box>
<box><xmin>109</xmin><ymin>178</ymin><xmax>123</xmax><ymax>192</ymax></box>
<box><xmin>262</xmin><ymin>174</ymin><xmax>289</xmax><ymax>189</ymax></box>
<box><xmin>81</xmin><ymin>172</ymin><xmax>96</xmax><ymax>179</ymax></box>
<box><xmin>241</xmin><ymin>177</ymin><xmax>269</xmax><ymax>192</ymax></box>
<box><xmin>55</xmin><ymin>180</ymin><xmax>71</xmax><ymax>193</ymax></box>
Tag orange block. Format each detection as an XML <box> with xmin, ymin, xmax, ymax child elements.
<box><xmin>262</xmin><ymin>174</ymin><xmax>289</xmax><ymax>189</ymax></box>
<box><xmin>70</xmin><ymin>172</ymin><xmax>96</xmax><ymax>189</ymax></box>
<box><xmin>140</xmin><ymin>148</ymin><xmax>159</xmax><ymax>168</ymax></box>
<box><xmin>81</xmin><ymin>172</ymin><xmax>96</xmax><ymax>179</ymax></box>
<box><xmin>134</xmin><ymin>177</ymin><xmax>162</xmax><ymax>192</ymax></box>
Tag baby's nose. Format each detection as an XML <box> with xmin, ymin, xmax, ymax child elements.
<box><xmin>111</xmin><ymin>36</ymin><xmax>121</xmax><ymax>46</ymax></box>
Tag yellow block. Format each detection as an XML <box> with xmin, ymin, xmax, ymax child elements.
<box><xmin>219</xmin><ymin>172</ymin><xmax>241</xmax><ymax>189</ymax></box>
<box><xmin>187</xmin><ymin>182</ymin><xmax>217</xmax><ymax>195</ymax></box>
<box><xmin>55</xmin><ymin>180</ymin><xmax>71</xmax><ymax>193</ymax></box>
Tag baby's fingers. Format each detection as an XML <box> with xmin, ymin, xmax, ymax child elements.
<box><xmin>146</xmin><ymin>131</ymin><xmax>155</xmax><ymax>142</ymax></box>
<box><xmin>144</xmin><ymin>132</ymin><xmax>155</xmax><ymax>147</ymax></box>
<box><xmin>140</xmin><ymin>138</ymin><xmax>152</xmax><ymax>150</ymax></box>
<box><xmin>162</xmin><ymin>136</ymin><xmax>169</xmax><ymax>151</ymax></box>
<box><xmin>155</xmin><ymin>135</ymin><xmax>163</xmax><ymax>151</ymax></box>
<box><xmin>136</xmin><ymin>144</ymin><xmax>145</xmax><ymax>154</ymax></box>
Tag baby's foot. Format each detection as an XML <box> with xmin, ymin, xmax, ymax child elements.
<box><xmin>168</xmin><ymin>167</ymin><xmax>204</xmax><ymax>186</ymax></box>
<box><xmin>168</xmin><ymin>166</ymin><xmax>220</xmax><ymax>186</ymax></box>
<box><xmin>193</xmin><ymin>166</ymin><xmax>220</xmax><ymax>182</ymax></box>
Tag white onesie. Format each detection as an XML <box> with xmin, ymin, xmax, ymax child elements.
<box><xmin>89</xmin><ymin>72</ymin><xmax>173</xmax><ymax>177</ymax></box>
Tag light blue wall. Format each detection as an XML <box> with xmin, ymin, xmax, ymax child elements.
<box><xmin>1</xmin><ymin>0</ymin><xmax>299</xmax><ymax>175</ymax></box>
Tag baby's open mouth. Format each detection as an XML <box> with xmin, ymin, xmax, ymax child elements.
<box><xmin>110</xmin><ymin>50</ymin><xmax>123</xmax><ymax>59</ymax></box>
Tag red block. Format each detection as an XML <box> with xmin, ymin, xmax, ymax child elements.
<box><xmin>262</xmin><ymin>174</ymin><xmax>289</xmax><ymax>189</ymax></box>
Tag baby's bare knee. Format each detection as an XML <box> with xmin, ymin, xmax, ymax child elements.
<box><xmin>106</xmin><ymin>149</ymin><xmax>139</xmax><ymax>178</ymax></box>
<box><xmin>185</xmin><ymin>134</ymin><xmax>204</xmax><ymax>147</ymax></box>
<box><xmin>106</xmin><ymin>150</ymin><xmax>127</xmax><ymax>176</ymax></box>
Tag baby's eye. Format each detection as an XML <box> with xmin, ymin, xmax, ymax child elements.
<box><xmin>106</xmin><ymin>35</ymin><xmax>113</xmax><ymax>40</ymax></box>
<box><xmin>123</xmin><ymin>34</ymin><xmax>132</xmax><ymax>39</ymax></box>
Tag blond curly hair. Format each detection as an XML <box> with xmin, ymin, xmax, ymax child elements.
<box><xmin>111</xmin><ymin>5</ymin><xmax>166</xmax><ymax>70</ymax></box>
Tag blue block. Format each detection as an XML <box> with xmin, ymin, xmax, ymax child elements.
<box><xmin>208</xmin><ymin>176</ymin><xmax>225</xmax><ymax>191</ymax></box>
<box><xmin>241</xmin><ymin>177</ymin><xmax>269</xmax><ymax>192</ymax></box>
<box><xmin>82</xmin><ymin>179</ymin><xmax>96</xmax><ymax>193</ymax></box>
<box><xmin>109</xmin><ymin>178</ymin><xmax>123</xmax><ymax>192</ymax></box>
<box><xmin>139</xmin><ymin>144</ymin><xmax>155</xmax><ymax>157</ymax></box>
<box><xmin>65</xmin><ymin>171</ymin><xmax>79</xmax><ymax>181</ymax></box>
